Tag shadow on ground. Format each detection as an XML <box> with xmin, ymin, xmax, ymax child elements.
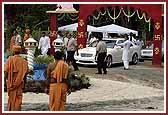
<box><xmin>4</xmin><ymin>96</ymin><xmax>163</xmax><ymax>111</ymax></box>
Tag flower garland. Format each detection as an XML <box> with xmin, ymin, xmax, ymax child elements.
<box><xmin>122</xmin><ymin>8</ymin><xmax>136</xmax><ymax>22</ymax></box>
<box><xmin>93</xmin><ymin>11</ymin><xmax>101</xmax><ymax>20</ymax></box>
<box><xmin>57</xmin><ymin>13</ymin><xmax>65</xmax><ymax>21</ymax></box>
<box><xmin>92</xmin><ymin>7</ymin><xmax>151</xmax><ymax>31</ymax></box>
<box><xmin>106</xmin><ymin>7</ymin><xmax>122</xmax><ymax>23</ymax></box>
<box><xmin>100</xmin><ymin>9</ymin><xmax>107</xmax><ymax>16</ymax></box>
<box><xmin>66</xmin><ymin>13</ymin><xmax>79</xmax><ymax>21</ymax></box>
<box><xmin>57</xmin><ymin>13</ymin><xmax>78</xmax><ymax>21</ymax></box>
<box><xmin>136</xmin><ymin>11</ymin><xmax>151</xmax><ymax>31</ymax></box>
<box><xmin>137</xmin><ymin>10</ymin><xmax>144</xmax><ymax>20</ymax></box>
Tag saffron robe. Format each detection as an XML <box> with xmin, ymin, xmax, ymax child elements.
<box><xmin>46</xmin><ymin>60</ymin><xmax>69</xmax><ymax>111</ymax></box>
<box><xmin>4</xmin><ymin>55</ymin><xmax>28</xmax><ymax>111</ymax></box>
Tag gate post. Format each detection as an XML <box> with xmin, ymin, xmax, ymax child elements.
<box><xmin>152</xmin><ymin>5</ymin><xmax>163</xmax><ymax>66</ymax></box>
<box><xmin>77</xmin><ymin>5</ymin><xmax>87</xmax><ymax>48</ymax></box>
<box><xmin>49</xmin><ymin>14</ymin><xmax>57</xmax><ymax>56</ymax></box>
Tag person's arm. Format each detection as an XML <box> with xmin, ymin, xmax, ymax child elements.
<box><xmin>38</xmin><ymin>38</ymin><xmax>42</xmax><ymax>49</ymax></box>
<box><xmin>47</xmin><ymin>37</ymin><xmax>51</xmax><ymax>49</ymax></box>
<box><xmin>95</xmin><ymin>43</ymin><xmax>100</xmax><ymax>60</ymax></box>
<box><xmin>117</xmin><ymin>41</ymin><xmax>126</xmax><ymax>46</ymax></box>
<box><xmin>74</xmin><ymin>39</ymin><xmax>79</xmax><ymax>55</ymax></box>
<box><xmin>4</xmin><ymin>57</ymin><xmax>10</xmax><ymax>78</ymax></box>
<box><xmin>4</xmin><ymin>58</ymin><xmax>10</xmax><ymax>90</ymax></box>
<box><xmin>46</xmin><ymin>63</ymin><xmax>51</xmax><ymax>85</ymax></box>
<box><xmin>44</xmin><ymin>63</ymin><xmax>51</xmax><ymax>94</ymax></box>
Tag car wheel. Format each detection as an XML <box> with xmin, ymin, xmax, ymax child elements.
<box><xmin>106</xmin><ymin>55</ymin><xmax>112</xmax><ymax>68</ymax></box>
<box><xmin>132</xmin><ymin>53</ymin><xmax>138</xmax><ymax>65</ymax></box>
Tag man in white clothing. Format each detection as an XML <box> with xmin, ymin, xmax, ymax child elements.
<box><xmin>117</xmin><ymin>34</ymin><xmax>132</xmax><ymax>70</ymax></box>
<box><xmin>89</xmin><ymin>34</ymin><xmax>97</xmax><ymax>44</ymax></box>
<box><xmin>62</xmin><ymin>32</ymin><xmax>69</xmax><ymax>60</ymax></box>
<box><xmin>15</xmin><ymin>27</ymin><xmax>22</xmax><ymax>46</ymax></box>
<box><xmin>38</xmin><ymin>32</ymin><xmax>51</xmax><ymax>55</ymax></box>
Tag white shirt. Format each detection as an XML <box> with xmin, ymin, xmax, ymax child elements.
<box><xmin>135</xmin><ymin>40</ymin><xmax>142</xmax><ymax>46</ymax></box>
<box><xmin>96</xmin><ymin>41</ymin><xmax>107</xmax><ymax>53</ymax></box>
<box><xmin>15</xmin><ymin>34</ymin><xmax>22</xmax><ymax>45</ymax></box>
<box><xmin>118</xmin><ymin>40</ymin><xmax>132</xmax><ymax>61</ymax></box>
<box><xmin>67</xmin><ymin>37</ymin><xmax>77</xmax><ymax>51</ymax></box>
<box><xmin>63</xmin><ymin>37</ymin><xmax>69</xmax><ymax>47</ymax></box>
<box><xmin>38</xmin><ymin>36</ymin><xmax>51</xmax><ymax>55</ymax></box>
<box><xmin>90</xmin><ymin>37</ymin><xmax>97</xmax><ymax>43</ymax></box>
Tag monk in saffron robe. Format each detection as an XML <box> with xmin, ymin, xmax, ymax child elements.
<box><xmin>4</xmin><ymin>45</ymin><xmax>28</xmax><ymax>111</ymax></box>
<box><xmin>23</xmin><ymin>27</ymin><xmax>32</xmax><ymax>42</ymax></box>
<box><xmin>10</xmin><ymin>31</ymin><xmax>17</xmax><ymax>51</ymax></box>
<box><xmin>46</xmin><ymin>51</ymin><xmax>69</xmax><ymax>111</ymax></box>
<box><xmin>22</xmin><ymin>27</ymin><xmax>32</xmax><ymax>53</ymax></box>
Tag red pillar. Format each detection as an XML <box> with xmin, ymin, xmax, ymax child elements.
<box><xmin>77</xmin><ymin>5</ymin><xmax>87</xmax><ymax>48</ymax></box>
<box><xmin>49</xmin><ymin>14</ymin><xmax>57</xmax><ymax>56</ymax></box>
<box><xmin>152</xmin><ymin>5</ymin><xmax>162</xmax><ymax>66</ymax></box>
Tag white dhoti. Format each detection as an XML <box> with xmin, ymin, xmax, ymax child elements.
<box><xmin>122</xmin><ymin>45</ymin><xmax>130</xmax><ymax>70</ymax></box>
<box><xmin>123</xmin><ymin>61</ymin><xmax>129</xmax><ymax>69</ymax></box>
<box><xmin>118</xmin><ymin>39</ymin><xmax>132</xmax><ymax>70</ymax></box>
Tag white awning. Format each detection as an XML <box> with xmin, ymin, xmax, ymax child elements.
<box><xmin>58</xmin><ymin>23</ymin><xmax>101</xmax><ymax>32</ymax></box>
<box><xmin>97</xmin><ymin>24</ymin><xmax>138</xmax><ymax>36</ymax></box>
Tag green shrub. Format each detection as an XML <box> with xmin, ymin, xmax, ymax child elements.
<box><xmin>34</xmin><ymin>55</ymin><xmax>54</xmax><ymax>65</ymax></box>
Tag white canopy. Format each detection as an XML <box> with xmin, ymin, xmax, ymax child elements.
<box><xmin>58</xmin><ymin>23</ymin><xmax>100</xmax><ymax>32</ymax></box>
<box><xmin>97</xmin><ymin>24</ymin><xmax>138</xmax><ymax>36</ymax></box>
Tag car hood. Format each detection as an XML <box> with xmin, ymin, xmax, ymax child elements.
<box><xmin>78</xmin><ymin>47</ymin><xmax>114</xmax><ymax>54</ymax></box>
<box><xmin>78</xmin><ymin>47</ymin><xmax>96</xmax><ymax>54</ymax></box>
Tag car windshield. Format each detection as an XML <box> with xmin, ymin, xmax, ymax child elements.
<box><xmin>88</xmin><ymin>41</ymin><xmax>98</xmax><ymax>47</ymax></box>
<box><xmin>103</xmin><ymin>40</ymin><xmax>116</xmax><ymax>48</ymax></box>
<box><xmin>88</xmin><ymin>40</ymin><xmax>116</xmax><ymax>48</ymax></box>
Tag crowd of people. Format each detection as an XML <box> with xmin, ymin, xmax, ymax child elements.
<box><xmin>6</xmin><ymin>27</ymin><xmax>82</xmax><ymax>111</ymax></box>
<box><xmin>5</xmin><ymin>26</ymin><xmax>144</xmax><ymax>111</ymax></box>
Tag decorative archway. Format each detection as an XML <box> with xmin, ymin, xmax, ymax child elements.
<box><xmin>77</xmin><ymin>4</ymin><xmax>163</xmax><ymax>66</ymax></box>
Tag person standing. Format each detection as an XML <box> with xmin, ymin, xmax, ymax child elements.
<box><xmin>62</xmin><ymin>32</ymin><xmax>69</xmax><ymax>60</ymax></box>
<box><xmin>66</xmin><ymin>32</ymin><xmax>79</xmax><ymax>71</ymax></box>
<box><xmin>38</xmin><ymin>32</ymin><xmax>51</xmax><ymax>55</ymax></box>
<box><xmin>23</xmin><ymin>27</ymin><xmax>32</xmax><ymax>42</ymax></box>
<box><xmin>135</xmin><ymin>38</ymin><xmax>143</xmax><ymax>57</ymax></box>
<box><xmin>118</xmin><ymin>34</ymin><xmax>132</xmax><ymax>70</ymax></box>
<box><xmin>95</xmin><ymin>34</ymin><xmax>107</xmax><ymax>74</ymax></box>
<box><xmin>10</xmin><ymin>30</ymin><xmax>17</xmax><ymax>52</ymax></box>
<box><xmin>15</xmin><ymin>27</ymin><xmax>22</xmax><ymax>46</ymax></box>
<box><xmin>4</xmin><ymin>45</ymin><xmax>28</xmax><ymax>111</ymax></box>
<box><xmin>45</xmin><ymin>51</ymin><xmax>69</xmax><ymax>111</ymax></box>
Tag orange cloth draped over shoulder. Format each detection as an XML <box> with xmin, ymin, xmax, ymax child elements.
<box><xmin>49</xmin><ymin>60</ymin><xmax>69</xmax><ymax>111</ymax></box>
<box><xmin>4</xmin><ymin>52</ymin><xmax>28</xmax><ymax>111</ymax></box>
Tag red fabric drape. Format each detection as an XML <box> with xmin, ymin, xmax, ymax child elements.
<box><xmin>50</xmin><ymin>14</ymin><xmax>57</xmax><ymax>56</ymax></box>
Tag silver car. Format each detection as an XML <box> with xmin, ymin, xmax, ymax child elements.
<box><xmin>141</xmin><ymin>41</ymin><xmax>164</xmax><ymax>61</ymax></box>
